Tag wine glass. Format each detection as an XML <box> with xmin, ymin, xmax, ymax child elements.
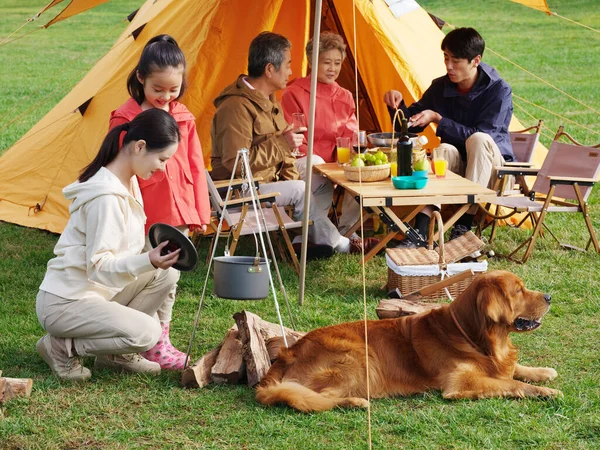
<box><xmin>291</xmin><ymin>113</ymin><xmax>306</xmax><ymax>157</ymax></box>
<box><xmin>352</xmin><ymin>130</ymin><xmax>367</xmax><ymax>154</ymax></box>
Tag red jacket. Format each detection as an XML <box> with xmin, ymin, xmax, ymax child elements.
<box><xmin>281</xmin><ymin>76</ymin><xmax>358</xmax><ymax>162</ymax></box>
<box><xmin>110</xmin><ymin>98</ymin><xmax>210</xmax><ymax>233</ymax></box>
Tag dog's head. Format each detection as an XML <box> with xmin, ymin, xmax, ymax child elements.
<box><xmin>455</xmin><ymin>270</ymin><xmax>551</xmax><ymax>333</ymax></box>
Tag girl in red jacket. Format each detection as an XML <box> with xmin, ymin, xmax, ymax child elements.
<box><xmin>109</xmin><ymin>34</ymin><xmax>210</xmax><ymax>370</ymax></box>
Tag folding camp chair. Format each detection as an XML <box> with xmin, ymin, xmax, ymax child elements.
<box><xmin>204</xmin><ymin>170</ymin><xmax>305</xmax><ymax>273</ymax></box>
<box><xmin>507</xmin><ymin>119</ymin><xmax>543</xmax><ymax>167</ymax></box>
<box><xmin>482</xmin><ymin>126</ymin><xmax>600</xmax><ymax>263</ymax></box>
<box><xmin>477</xmin><ymin>120</ymin><xmax>543</xmax><ymax>237</ymax></box>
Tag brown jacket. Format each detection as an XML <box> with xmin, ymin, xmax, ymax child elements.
<box><xmin>210</xmin><ymin>75</ymin><xmax>299</xmax><ymax>182</ymax></box>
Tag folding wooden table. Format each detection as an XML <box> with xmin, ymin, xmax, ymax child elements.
<box><xmin>313</xmin><ymin>163</ymin><xmax>497</xmax><ymax>262</ymax></box>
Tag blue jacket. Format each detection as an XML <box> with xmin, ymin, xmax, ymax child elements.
<box><xmin>391</xmin><ymin>63</ymin><xmax>515</xmax><ymax>162</ymax></box>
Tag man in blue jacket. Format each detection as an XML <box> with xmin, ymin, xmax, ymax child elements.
<box><xmin>384</xmin><ymin>27</ymin><xmax>514</xmax><ymax>244</ymax></box>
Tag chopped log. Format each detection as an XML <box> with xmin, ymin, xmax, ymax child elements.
<box><xmin>376</xmin><ymin>298</ymin><xmax>444</xmax><ymax>319</ymax></box>
<box><xmin>256</xmin><ymin>317</ymin><xmax>305</xmax><ymax>342</ymax></box>
<box><xmin>234</xmin><ymin>311</ymin><xmax>271</xmax><ymax>387</ymax></box>
<box><xmin>0</xmin><ymin>377</ymin><xmax>33</xmax><ymax>403</ymax></box>
<box><xmin>211</xmin><ymin>328</ymin><xmax>245</xmax><ymax>384</ymax></box>
<box><xmin>0</xmin><ymin>378</ymin><xmax>5</xmax><ymax>403</ymax></box>
<box><xmin>265</xmin><ymin>335</ymin><xmax>302</xmax><ymax>362</ymax></box>
<box><xmin>181</xmin><ymin>345</ymin><xmax>222</xmax><ymax>389</ymax></box>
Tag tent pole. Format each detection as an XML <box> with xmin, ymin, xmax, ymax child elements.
<box><xmin>298</xmin><ymin>0</ymin><xmax>323</xmax><ymax>306</ymax></box>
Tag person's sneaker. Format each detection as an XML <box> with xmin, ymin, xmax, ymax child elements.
<box><xmin>449</xmin><ymin>224</ymin><xmax>471</xmax><ymax>241</ymax></box>
<box><xmin>292</xmin><ymin>242</ymin><xmax>335</xmax><ymax>260</ymax></box>
<box><xmin>36</xmin><ymin>334</ymin><xmax>91</xmax><ymax>382</ymax></box>
<box><xmin>349</xmin><ymin>237</ymin><xmax>381</xmax><ymax>254</ymax></box>
<box><xmin>94</xmin><ymin>353</ymin><xmax>161</xmax><ymax>375</ymax></box>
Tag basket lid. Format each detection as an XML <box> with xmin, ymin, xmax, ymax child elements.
<box><xmin>442</xmin><ymin>231</ymin><xmax>485</xmax><ymax>263</ymax></box>
<box><xmin>385</xmin><ymin>247</ymin><xmax>439</xmax><ymax>266</ymax></box>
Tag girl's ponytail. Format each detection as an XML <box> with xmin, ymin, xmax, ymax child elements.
<box><xmin>126</xmin><ymin>34</ymin><xmax>187</xmax><ymax>104</ymax></box>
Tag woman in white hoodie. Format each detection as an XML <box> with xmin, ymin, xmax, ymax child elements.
<box><xmin>36</xmin><ymin>109</ymin><xmax>182</xmax><ymax>381</ymax></box>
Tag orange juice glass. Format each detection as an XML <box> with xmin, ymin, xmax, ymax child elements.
<box><xmin>432</xmin><ymin>147</ymin><xmax>448</xmax><ymax>178</ymax></box>
<box><xmin>336</xmin><ymin>137</ymin><xmax>351</xmax><ymax>165</ymax></box>
<box><xmin>433</xmin><ymin>159</ymin><xmax>448</xmax><ymax>178</ymax></box>
<box><xmin>390</xmin><ymin>162</ymin><xmax>398</xmax><ymax>177</ymax></box>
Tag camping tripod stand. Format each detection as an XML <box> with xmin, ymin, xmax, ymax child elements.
<box><xmin>184</xmin><ymin>148</ymin><xmax>296</xmax><ymax>367</ymax></box>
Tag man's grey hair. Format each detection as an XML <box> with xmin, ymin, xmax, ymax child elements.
<box><xmin>248</xmin><ymin>32</ymin><xmax>291</xmax><ymax>78</ymax></box>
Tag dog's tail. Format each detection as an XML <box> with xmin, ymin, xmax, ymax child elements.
<box><xmin>256</xmin><ymin>381</ymin><xmax>368</xmax><ymax>412</ymax></box>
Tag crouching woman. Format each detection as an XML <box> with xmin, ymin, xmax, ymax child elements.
<box><xmin>36</xmin><ymin>108</ymin><xmax>182</xmax><ymax>381</ymax></box>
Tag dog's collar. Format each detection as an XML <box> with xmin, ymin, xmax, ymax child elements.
<box><xmin>450</xmin><ymin>309</ymin><xmax>482</xmax><ymax>353</ymax></box>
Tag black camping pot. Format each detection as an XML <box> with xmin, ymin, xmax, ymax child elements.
<box><xmin>213</xmin><ymin>256</ymin><xmax>270</xmax><ymax>300</ymax></box>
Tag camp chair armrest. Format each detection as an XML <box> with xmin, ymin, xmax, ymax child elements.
<box><xmin>548</xmin><ymin>175</ymin><xmax>598</xmax><ymax>186</ymax></box>
<box><xmin>496</xmin><ymin>166</ymin><xmax>539</xmax><ymax>177</ymax></box>
<box><xmin>503</xmin><ymin>161</ymin><xmax>534</xmax><ymax>168</ymax></box>
<box><xmin>219</xmin><ymin>192</ymin><xmax>279</xmax><ymax>208</ymax></box>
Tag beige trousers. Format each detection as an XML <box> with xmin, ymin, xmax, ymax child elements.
<box><xmin>144</xmin><ymin>227</ymin><xmax>186</xmax><ymax>324</ymax></box>
<box><xmin>440</xmin><ymin>132</ymin><xmax>505</xmax><ymax>189</ymax></box>
<box><xmin>436</xmin><ymin>132</ymin><xmax>506</xmax><ymax>214</ymax></box>
<box><xmin>36</xmin><ymin>268</ymin><xmax>179</xmax><ymax>357</ymax></box>
<box><xmin>295</xmin><ymin>155</ymin><xmax>361</xmax><ymax>236</ymax></box>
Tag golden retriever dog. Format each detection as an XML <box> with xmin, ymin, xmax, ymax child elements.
<box><xmin>256</xmin><ymin>270</ymin><xmax>561</xmax><ymax>412</ymax></box>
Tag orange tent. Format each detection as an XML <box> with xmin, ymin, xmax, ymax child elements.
<box><xmin>0</xmin><ymin>0</ymin><xmax>534</xmax><ymax>233</ymax></box>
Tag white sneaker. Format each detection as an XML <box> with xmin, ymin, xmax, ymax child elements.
<box><xmin>36</xmin><ymin>335</ymin><xmax>91</xmax><ymax>381</ymax></box>
<box><xmin>94</xmin><ymin>353</ymin><xmax>161</xmax><ymax>375</ymax></box>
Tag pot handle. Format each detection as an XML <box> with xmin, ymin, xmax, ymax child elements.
<box><xmin>248</xmin><ymin>256</ymin><xmax>262</xmax><ymax>273</ymax></box>
<box><xmin>223</xmin><ymin>219</ymin><xmax>263</xmax><ymax>260</ymax></box>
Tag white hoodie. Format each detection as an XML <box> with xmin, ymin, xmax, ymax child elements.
<box><xmin>40</xmin><ymin>167</ymin><xmax>155</xmax><ymax>301</ymax></box>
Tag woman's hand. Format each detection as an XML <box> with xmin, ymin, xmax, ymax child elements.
<box><xmin>149</xmin><ymin>241</ymin><xmax>181</xmax><ymax>269</ymax></box>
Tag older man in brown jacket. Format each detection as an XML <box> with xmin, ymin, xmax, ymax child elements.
<box><xmin>211</xmin><ymin>32</ymin><xmax>377</xmax><ymax>255</ymax></box>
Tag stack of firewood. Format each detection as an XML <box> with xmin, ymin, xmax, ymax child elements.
<box><xmin>182</xmin><ymin>311</ymin><xmax>304</xmax><ymax>388</ymax></box>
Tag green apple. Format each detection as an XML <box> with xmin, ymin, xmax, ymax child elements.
<box><xmin>413</xmin><ymin>158</ymin><xmax>429</xmax><ymax>171</ymax></box>
<box><xmin>351</xmin><ymin>157</ymin><xmax>365</xmax><ymax>167</ymax></box>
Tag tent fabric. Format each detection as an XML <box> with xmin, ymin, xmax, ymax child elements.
<box><xmin>0</xmin><ymin>0</ymin><xmax>537</xmax><ymax>234</ymax></box>
<box><xmin>39</xmin><ymin>0</ymin><xmax>111</xmax><ymax>28</ymax></box>
<box><xmin>509</xmin><ymin>0</ymin><xmax>552</xmax><ymax>15</ymax></box>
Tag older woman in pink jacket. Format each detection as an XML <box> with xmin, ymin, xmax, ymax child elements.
<box><xmin>281</xmin><ymin>32</ymin><xmax>360</xmax><ymax>236</ymax></box>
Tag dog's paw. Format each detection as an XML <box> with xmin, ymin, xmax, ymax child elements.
<box><xmin>342</xmin><ymin>397</ymin><xmax>370</xmax><ymax>408</ymax></box>
<box><xmin>515</xmin><ymin>365</ymin><xmax>558</xmax><ymax>382</ymax></box>
<box><xmin>533</xmin><ymin>386</ymin><xmax>563</xmax><ymax>398</ymax></box>
<box><xmin>538</xmin><ymin>367</ymin><xmax>558</xmax><ymax>382</ymax></box>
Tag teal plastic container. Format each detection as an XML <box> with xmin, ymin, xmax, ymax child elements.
<box><xmin>392</xmin><ymin>174</ymin><xmax>428</xmax><ymax>190</ymax></box>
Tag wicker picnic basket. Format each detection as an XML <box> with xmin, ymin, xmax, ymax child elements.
<box><xmin>344</xmin><ymin>163</ymin><xmax>390</xmax><ymax>182</ymax></box>
<box><xmin>385</xmin><ymin>211</ymin><xmax>487</xmax><ymax>301</ymax></box>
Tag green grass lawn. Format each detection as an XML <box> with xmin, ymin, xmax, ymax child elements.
<box><xmin>1</xmin><ymin>0</ymin><xmax>599</xmax><ymax>448</ymax></box>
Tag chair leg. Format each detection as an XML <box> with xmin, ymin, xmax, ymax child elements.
<box><xmin>516</xmin><ymin>187</ymin><xmax>555</xmax><ymax>263</ymax></box>
<box><xmin>272</xmin><ymin>230</ymin><xmax>288</xmax><ymax>263</ymax></box>
<box><xmin>271</xmin><ymin>203</ymin><xmax>301</xmax><ymax>274</ymax></box>
<box><xmin>574</xmin><ymin>184</ymin><xmax>600</xmax><ymax>253</ymax></box>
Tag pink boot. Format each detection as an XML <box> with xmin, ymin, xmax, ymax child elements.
<box><xmin>141</xmin><ymin>322</ymin><xmax>188</xmax><ymax>370</ymax></box>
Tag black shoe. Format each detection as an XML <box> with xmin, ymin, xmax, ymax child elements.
<box><xmin>394</xmin><ymin>239</ymin><xmax>418</xmax><ymax>249</ymax></box>
<box><xmin>293</xmin><ymin>242</ymin><xmax>335</xmax><ymax>260</ymax></box>
<box><xmin>449</xmin><ymin>224</ymin><xmax>471</xmax><ymax>241</ymax></box>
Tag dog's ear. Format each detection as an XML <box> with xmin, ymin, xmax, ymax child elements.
<box><xmin>476</xmin><ymin>277</ymin><xmax>511</xmax><ymax>325</ymax></box>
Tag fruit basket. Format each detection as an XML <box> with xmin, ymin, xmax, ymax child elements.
<box><xmin>344</xmin><ymin>163</ymin><xmax>390</xmax><ymax>182</ymax></box>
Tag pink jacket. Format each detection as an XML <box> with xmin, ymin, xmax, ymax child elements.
<box><xmin>110</xmin><ymin>98</ymin><xmax>211</xmax><ymax>233</ymax></box>
<box><xmin>281</xmin><ymin>76</ymin><xmax>358</xmax><ymax>162</ymax></box>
